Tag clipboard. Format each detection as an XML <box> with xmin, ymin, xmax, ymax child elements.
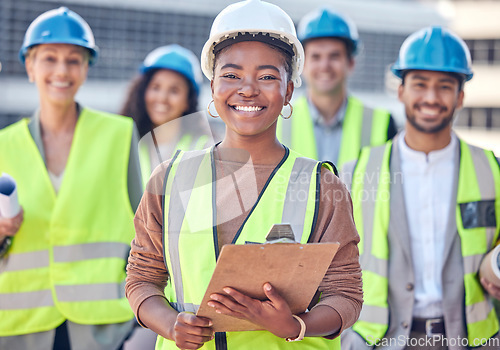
<box><xmin>196</xmin><ymin>242</ymin><xmax>339</xmax><ymax>332</ymax></box>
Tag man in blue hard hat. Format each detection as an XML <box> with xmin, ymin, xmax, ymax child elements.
<box><xmin>342</xmin><ymin>26</ymin><xmax>500</xmax><ymax>349</ymax></box>
<box><xmin>277</xmin><ymin>7</ymin><xmax>397</xmax><ymax>170</ymax></box>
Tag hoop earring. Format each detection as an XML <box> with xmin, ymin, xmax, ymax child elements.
<box><xmin>280</xmin><ymin>102</ymin><xmax>293</xmax><ymax>119</ymax></box>
<box><xmin>207</xmin><ymin>100</ymin><xmax>219</xmax><ymax>118</ymax></box>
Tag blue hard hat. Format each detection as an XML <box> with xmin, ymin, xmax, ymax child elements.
<box><xmin>140</xmin><ymin>44</ymin><xmax>203</xmax><ymax>96</ymax></box>
<box><xmin>391</xmin><ymin>26</ymin><xmax>473</xmax><ymax>81</ymax></box>
<box><xmin>19</xmin><ymin>7</ymin><xmax>98</xmax><ymax>65</ymax></box>
<box><xmin>298</xmin><ymin>7</ymin><xmax>359</xmax><ymax>55</ymax></box>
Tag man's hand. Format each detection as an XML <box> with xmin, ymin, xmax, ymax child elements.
<box><xmin>481</xmin><ymin>277</ymin><xmax>500</xmax><ymax>300</ymax></box>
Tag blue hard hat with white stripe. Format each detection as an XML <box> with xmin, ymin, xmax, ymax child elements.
<box><xmin>391</xmin><ymin>26</ymin><xmax>473</xmax><ymax>81</ymax></box>
<box><xmin>19</xmin><ymin>7</ymin><xmax>98</xmax><ymax>65</ymax></box>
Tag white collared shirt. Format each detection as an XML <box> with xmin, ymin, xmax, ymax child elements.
<box><xmin>398</xmin><ymin>131</ymin><xmax>458</xmax><ymax>318</ymax></box>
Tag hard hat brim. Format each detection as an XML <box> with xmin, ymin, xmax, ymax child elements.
<box><xmin>19</xmin><ymin>41</ymin><xmax>99</xmax><ymax>66</ymax></box>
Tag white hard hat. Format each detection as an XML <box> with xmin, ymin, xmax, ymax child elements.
<box><xmin>201</xmin><ymin>0</ymin><xmax>304</xmax><ymax>87</ymax></box>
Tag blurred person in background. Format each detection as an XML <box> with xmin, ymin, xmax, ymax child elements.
<box><xmin>0</xmin><ymin>7</ymin><xmax>142</xmax><ymax>350</ymax></box>
<box><xmin>342</xmin><ymin>26</ymin><xmax>500</xmax><ymax>349</ymax></box>
<box><xmin>278</xmin><ymin>7</ymin><xmax>397</xmax><ymax>170</ymax></box>
<box><xmin>121</xmin><ymin>44</ymin><xmax>215</xmax><ymax>186</ymax></box>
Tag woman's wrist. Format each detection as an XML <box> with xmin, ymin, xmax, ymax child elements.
<box><xmin>284</xmin><ymin>314</ymin><xmax>306</xmax><ymax>341</ymax></box>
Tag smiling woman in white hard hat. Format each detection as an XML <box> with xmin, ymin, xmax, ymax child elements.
<box><xmin>125</xmin><ymin>1</ymin><xmax>362</xmax><ymax>349</ymax></box>
<box><xmin>0</xmin><ymin>7</ymin><xmax>142</xmax><ymax>350</ymax></box>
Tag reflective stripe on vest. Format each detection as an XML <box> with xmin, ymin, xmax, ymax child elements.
<box><xmin>160</xmin><ymin>147</ymin><xmax>339</xmax><ymax>350</ymax></box>
<box><xmin>277</xmin><ymin>96</ymin><xmax>391</xmax><ymax>169</ymax></box>
<box><xmin>350</xmin><ymin>140</ymin><xmax>500</xmax><ymax>346</ymax></box>
<box><xmin>139</xmin><ymin>132</ymin><xmax>210</xmax><ymax>187</ymax></box>
<box><xmin>0</xmin><ymin>109</ymin><xmax>135</xmax><ymax>336</ymax></box>
<box><xmin>457</xmin><ymin>141</ymin><xmax>500</xmax><ymax>347</ymax></box>
<box><xmin>350</xmin><ymin>142</ymin><xmax>391</xmax><ymax>342</ymax></box>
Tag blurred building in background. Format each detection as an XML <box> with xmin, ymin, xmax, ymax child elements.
<box><xmin>0</xmin><ymin>0</ymin><xmax>498</xmax><ymax>155</ymax></box>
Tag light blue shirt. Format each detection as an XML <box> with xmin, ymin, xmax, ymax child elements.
<box><xmin>307</xmin><ymin>97</ymin><xmax>348</xmax><ymax>164</ymax></box>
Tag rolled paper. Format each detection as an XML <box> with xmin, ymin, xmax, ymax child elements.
<box><xmin>0</xmin><ymin>173</ymin><xmax>20</xmax><ymax>218</ymax></box>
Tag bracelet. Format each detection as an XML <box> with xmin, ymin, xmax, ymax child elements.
<box><xmin>285</xmin><ymin>315</ymin><xmax>306</xmax><ymax>342</ymax></box>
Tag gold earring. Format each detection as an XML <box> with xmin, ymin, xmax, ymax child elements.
<box><xmin>207</xmin><ymin>100</ymin><xmax>219</xmax><ymax>118</ymax></box>
<box><xmin>280</xmin><ymin>102</ymin><xmax>293</xmax><ymax>119</ymax></box>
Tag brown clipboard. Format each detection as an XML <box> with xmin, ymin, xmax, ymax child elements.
<box><xmin>196</xmin><ymin>242</ymin><xmax>339</xmax><ymax>332</ymax></box>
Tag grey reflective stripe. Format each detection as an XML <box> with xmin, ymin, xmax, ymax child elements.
<box><xmin>360</xmin><ymin>106</ymin><xmax>373</xmax><ymax>148</ymax></box>
<box><xmin>466</xmin><ymin>299</ymin><xmax>494</xmax><ymax>324</ymax></box>
<box><xmin>362</xmin><ymin>255</ymin><xmax>387</xmax><ymax>277</ymax></box>
<box><xmin>0</xmin><ymin>290</ymin><xmax>54</xmax><ymax>310</ymax></box>
<box><xmin>468</xmin><ymin>145</ymin><xmax>495</xmax><ymax>200</ymax></box>
<box><xmin>55</xmin><ymin>280</ymin><xmax>126</xmax><ymax>302</ymax></box>
<box><xmin>1</xmin><ymin>250</ymin><xmax>49</xmax><ymax>272</ymax></box>
<box><xmin>168</xmin><ymin>150</ymin><xmax>207</xmax><ymax>312</ymax></box>
<box><xmin>358</xmin><ymin>304</ymin><xmax>389</xmax><ymax>324</ymax></box>
<box><xmin>486</xmin><ymin>227</ymin><xmax>497</xmax><ymax>250</ymax></box>
<box><xmin>282</xmin><ymin>157</ymin><xmax>317</xmax><ymax>242</ymax></box>
<box><xmin>359</xmin><ymin>146</ymin><xmax>387</xmax><ymax>267</ymax></box>
<box><xmin>464</xmin><ymin>145</ymin><xmax>497</xmax><ymax>328</ymax></box>
<box><xmin>53</xmin><ymin>242</ymin><xmax>130</xmax><ymax>263</ymax></box>
<box><xmin>169</xmin><ymin>302</ymin><xmax>199</xmax><ymax>314</ymax></box>
<box><xmin>468</xmin><ymin>145</ymin><xmax>497</xmax><ymax>247</ymax></box>
<box><xmin>463</xmin><ymin>254</ymin><xmax>484</xmax><ymax>275</ymax></box>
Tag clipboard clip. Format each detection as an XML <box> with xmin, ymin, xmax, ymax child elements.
<box><xmin>265</xmin><ymin>224</ymin><xmax>296</xmax><ymax>244</ymax></box>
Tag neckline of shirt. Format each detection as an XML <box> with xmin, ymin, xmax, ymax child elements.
<box><xmin>398</xmin><ymin>131</ymin><xmax>458</xmax><ymax>164</ymax></box>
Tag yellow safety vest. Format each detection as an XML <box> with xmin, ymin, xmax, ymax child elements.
<box><xmin>277</xmin><ymin>96</ymin><xmax>392</xmax><ymax>169</ymax></box>
<box><xmin>138</xmin><ymin>133</ymin><xmax>209</xmax><ymax>187</ymax></box>
<box><xmin>0</xmin><ymin>108</ymin><xmax>135</xmax><ymax>336</ymax></box>
<box><xmin>158</xmin><ymin>147</ymin><xmax>340</xmax><ymax>350</ymax></box>
<box><xmin>351</xmin><ymin>140</ymin><xmax>500</xmax><ymax>346</ymax></box>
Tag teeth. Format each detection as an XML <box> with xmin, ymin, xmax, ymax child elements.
<box><xmin>51</xmin><ymin>81</ymin><xmax>70</xmax><ymax>88</ymax></box>
<box><xmin>420</xmin><ymin>107</ymin><xmax>439</xmax><ymax>116</ymax></box>
<box><xmin>234</xmin><ymin>105</ymin><xmax>263</xmax><ymax>112</ymax></box>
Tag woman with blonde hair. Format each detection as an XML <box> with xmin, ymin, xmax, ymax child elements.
<box><xmin>0</xmin><ymin>7</ymin><xmax>142</xmax><ymax>349</ymax></box>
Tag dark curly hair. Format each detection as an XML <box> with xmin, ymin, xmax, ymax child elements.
<box><xmin>120</xmin><ymin>68</ymin><xmax>199</xmax><ymax>138</ymax></box>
